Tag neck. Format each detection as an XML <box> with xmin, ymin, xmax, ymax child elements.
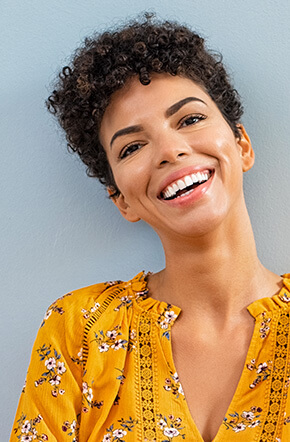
<box><xmin>149</xmin><ymin>203</ymin><xmax>282</xmax><ymax>325</ymax></box>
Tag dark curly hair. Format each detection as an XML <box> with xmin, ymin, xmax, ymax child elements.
<box><xmin>47</xmin><ymin>14</ymin><xmax>243</xmax><ymax>197</ymax></box>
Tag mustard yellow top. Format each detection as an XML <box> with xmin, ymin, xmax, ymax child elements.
<box><xmin>11</xmin><ymin>271</ymin><xmax>290</xmax><ymax>442</ymax></box>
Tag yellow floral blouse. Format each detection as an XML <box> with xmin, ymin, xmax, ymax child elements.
<box><xmin>11</xmin><ymin>271</ymin><xmax>290</xmax><ymax>442</ymax></box>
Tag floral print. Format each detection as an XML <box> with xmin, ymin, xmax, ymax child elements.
<box><xmin>223</xmin><ymin>407</ymin><xmax>263</xmax><ymax>432</ymax></box>
<box><xmin>114</xmin><ymin>289</ymin><xmax>148</xmax><ymax>311</ymax></box>
<box><xmin>157</xmin><ymin>305</ymin><xmax>178</xmax><ymax>330</ymax></box>
<box><xmin>284</xmin><ymin>414</ymin><xmax>290</xmax><ymax>425</ymax></box>
<box><xmin>113</xmin><ymin>369</ymin><xmax>126</xmax><ymax>405</ymax></box>
<box><xmin>280</xmin><ymin>292</ymin><xmax>290</xmax><ymax>303</ymax></box>
<box><xmin>92</xmin><ymin>325</ymin><xmax>128</xmax><ymax>352</ymax></box>
<box><xmin>105</xmin><ymin>280</ymin><xmax>121</xmax><ymax>288</ymax></box>
<box><xmin>102</xmin><ymin>418</ymin><xmax>138</xmax><ymax>441</ymax></box>
<box><xmin>34</xmin><ymin>345</ymin><xmax>66</xmax><ymax>397</ymax></box>
<box><xmin>71</xmin><ymin>347</ymin><xmax>84</xmax><ymax>366</ymax></box>
<box><xmin>164</xmin><ymin>370</ymin><xmax>184</xmax><ymax>399</ymax></box>
<box><xmin>127</xmin><ymin>328</ymin><xmax>137</xmax><ymax>352</ymax></box>
<box><xmin>82</xmin><ymin>381</ymin><xmax>103</xmax><ymax>412</ymax></box>
<box><xmin>81</xmin><ymin>301</ymin><xmax>100</xmax><ymax>319</ymax></box>
<box><xmin>115</xmin><ymin>367</ymin><xmax>126</xmax><ymax>384</ymax></box>
<box><xmin>114</xmin><ymin>295</ymin><xmax>134</xmax><ymax>311</ymax></box>
<box><xmin>13</xmin><ymin>413</ymin><xmax>48</xmax><ymax>441</ymax></box>
<box><xmin>11</xmin><ymin>272</ymin><xmax>290</xmax><ymax>441</ymax></box>
<box><xmin>62</xmin><ymin>415</ymin><xmax>80</xmax><ymax>441</ymax></box>
<box><xmin>40</xmin><ymin>303</ymin><xmax>64</xmax><ymax>327</ymax></box>
<box><xmin>259</xmin><ymin>311</ymin><xmax>271</xmax><ymax>339</ymax></box>
<box><xmin>247</xmin><ymin>359</ymin><xmax>272</xmax><ymax>389</ymax></box>
<box><xmin>157</xmin><ymin>414</ymin><xmax>185</xmax><ymax>440</ymax></box>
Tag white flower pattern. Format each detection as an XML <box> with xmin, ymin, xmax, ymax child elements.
<box><xmin>13</xmin><ymin>272</ymin><xmax>290</xmax><ymax>441</ymax></box>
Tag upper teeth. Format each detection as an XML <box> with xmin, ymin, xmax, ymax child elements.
<box><xmin>162</xmin><ymin>171</ymin><xmax>210</xmax><ymax>199</ymax></box>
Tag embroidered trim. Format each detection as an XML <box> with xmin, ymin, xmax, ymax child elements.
<box><xmin>82</xmin><ymin>287</ymin><xmax>126</xmax><ymax>368</ymax></box>
<box><xmin>259</xmin><ymin>312</ymin><xmax>290</xmax><ymax>441</ymax></box>
<box><xmin>135</xmin><ymin>311</ymin><xmax>157</xmax><ymax>442</ymax></box>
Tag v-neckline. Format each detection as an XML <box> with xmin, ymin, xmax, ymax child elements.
<box><xmin>130</xmin><ymin>270</ymin><xmax>290</xmax><ymax>441</ymax></box>
<box><xmin>165</xmin><ymin>315</ymin><xmax>259</xmax><ymax>442</ymax></box>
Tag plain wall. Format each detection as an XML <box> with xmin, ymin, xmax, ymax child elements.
<box><xmin>1</xmin><ymin>0</ymin><xmax>289</xmax><ymax>438</ymax></box>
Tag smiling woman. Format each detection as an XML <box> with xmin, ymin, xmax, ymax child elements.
<box><xmin>10</xmin><ymin>14</ymin><xmax>290</xmax><ymax>442</ymax></box>
<box><xmin>99</xmin><ymin>74</ymin><xmax>254</xmax><ymax>238</ymax></box>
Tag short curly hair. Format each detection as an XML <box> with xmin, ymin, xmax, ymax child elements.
<box><xmin>47</xmin><ymin>14</ymin><xmax>243</xmax><ymax>197</ymax></box>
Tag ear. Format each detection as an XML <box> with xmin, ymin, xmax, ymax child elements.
<box><xmin>107</xmin><ymin>188</ymin><xmax>141</xmax><ymax>223</ymax></box>
<box><xmin>236</xmin><ymin>125</ymin><xmax>255</xmax><ymax>172</ymax></box>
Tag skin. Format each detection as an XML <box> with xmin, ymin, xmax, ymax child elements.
<box><xmin>100</xmin><ymin>73</ymin><xmax>283</xmax><ymax>441</ymax></box>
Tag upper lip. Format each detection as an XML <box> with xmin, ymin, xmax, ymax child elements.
<box><xmin>157</xmin><ymin>165</ymin><xmax>215</xmax><ymax>198</ymax></box>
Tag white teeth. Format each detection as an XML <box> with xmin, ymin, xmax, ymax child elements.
<box><xmin>196</xmin><ymin>172</ymin><xmax>203</xmax><ymax>182</ymax></box>
<box><xmin>161</xmin><ymin>170</ymin><xmax>211</xmax><ymax>200</ymax></box>
<box><xmin>177</xmin><ymin>179</ymin><xmax>186</xmax><ymax>190</ymax></box>
<box><xmin>191</xmin><ymin>174</ymin><xmax>199</xmax><ymax>183</ymax></box>
<box><xmin>172</xmin><ymin>183</ymin><xmax>179</xmax><ymax>193</ymax></box>
<box><xmin>178</xmin><ymin>188</ymin><xmax>194</xmax><ymax>198</ymax></box>
<box><xmin>167</xmin><ymin>187</ymin><xmax>173</xmax><ymax>198</ymax></box>
<box><xmin>184</xmin><ymin>175</ymin><xmax>193</xmax><ymax>187</ymax></box>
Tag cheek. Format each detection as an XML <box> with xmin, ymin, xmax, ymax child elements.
<box><xmin>113</xmin><ymin>160</ymin><xmax>149</xmax><ymax>199</ymax></box>
<box><xmin>201</xmin><ymin>126</ymin><xmax>243</xmax><ymax>189</ymax></box>
<box><xmin>211</xmin><ymin>126</ymin><xmax>241</xmax><ymax>166</ymax></box>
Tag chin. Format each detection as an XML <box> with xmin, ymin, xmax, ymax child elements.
<box><xmin>155</xmin><ymin>212</ymin><xmax>228</xmax><ymax>242</ymax></box>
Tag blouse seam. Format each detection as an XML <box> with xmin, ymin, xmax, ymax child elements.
<box><xmin>255</xmin><ymin>310</ymin><xmax>277</xmax><ymax>441</ymax></box>
<box><xmin>258</xmin><ymin>309</ymin><xmax>290</xmax><ymax>439</ymax></box>
<box><xmin>82</xmin><ymin>286</ymin><xmax>127</xmax><ymax>369</ymax></box>
<box><xmin>276</xmin><ymin>310</ymin><xmax>290</xmax><ymax>435</ymax></box>
<box><xmin>152</xmin><ymin>322</ymin><xmax>160</xmax><ymax>442</ymax></box>
<box><xmin>135</xmin><ymin>310</ymin><xmax>158</xmax><ymax>441</ymax></box>
<box><xmin>279</xmin><ymin>312</ymin><xmax>290</xmax><ymax>440</ymax></box>
<box><xmin>131</xmin><ymin>296</ymin><xmax>164</xmax><ymax>320</ymax></box>
<box><xmin>134</xmin><ymin>311</ymin><xmax>142</xmax><ymax>442</ymax></box>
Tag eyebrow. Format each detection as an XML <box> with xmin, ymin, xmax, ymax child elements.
<box><xmin>110</xmin><ymin>125</ymin><xmax>143</xmax><ymax>148</ymax></box>
<box><xmin>110</xmin><ymin>96</ymin><xmax>207</xmax><ymax>148</ymax></box>
<box><xmin>165</xmin><ymin>96</ymin><xmax>207</xmax><ymax>117</ymax></box>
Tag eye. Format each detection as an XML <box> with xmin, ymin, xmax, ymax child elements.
<box><xmin>119</xmin><ymin>142</ymin><xmax>144</xmax><ymax>159</ymax></box>
<box><xmin>179</xmin><ymin>113</ymin><xmax>207</xmax><ymax>128</ymax></box>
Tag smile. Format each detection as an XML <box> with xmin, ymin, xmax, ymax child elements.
<box><xmin>159</xmin><ymin>170</ymin><xmax>213</xmax><ymax>200</ymax></box>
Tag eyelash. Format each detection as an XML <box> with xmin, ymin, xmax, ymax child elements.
<box><xmin>119</xmin><ymin>142</ymin><xmax>145</xmax><ymax>159</ymax></box>
<box><xmin>119</xmin><ymin>113</ymin><xmax>207</xmax><ymax>159</ymax></box>
<box><xmin>178</xmin><ymin>113</ymin><xmax>207</xmax><ymax>128</ymax></box>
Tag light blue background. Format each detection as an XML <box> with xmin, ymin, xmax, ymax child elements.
<box><xmin>1</xmin><ymin>0</ymin><xmax>289</xmax><ymax>438</ymax></box>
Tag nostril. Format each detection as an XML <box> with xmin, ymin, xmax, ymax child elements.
<box><xmin>158</xmin><ymin>149</ymin><xmax>188</xmax><ymax>167</ymax></box>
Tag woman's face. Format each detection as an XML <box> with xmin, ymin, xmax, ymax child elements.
<box><xmin>100</xmin><ymin>74</ymin><xmax>254</xmax><ymax>240</ymax></box>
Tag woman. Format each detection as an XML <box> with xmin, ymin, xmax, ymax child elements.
<box><xmin>11</xmin><ymin>15</ymin><xmax>290</xmax><ymax>442</ymax></box>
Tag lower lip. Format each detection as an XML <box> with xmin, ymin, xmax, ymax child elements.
<box><xmin>160</xmin><ymin>172</ymin><xmax>214</xmax><ymax>207</ymax></box>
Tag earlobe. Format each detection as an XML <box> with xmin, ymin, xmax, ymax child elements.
<box><xmin>107</xmin><ymin>188</ymin><xmax>141</xmax><ymax>223</ymax></box>
<box><xmin>237</xmin><ymin>125</ymin><xmax>255</xmax><ymax>172</ymax></box>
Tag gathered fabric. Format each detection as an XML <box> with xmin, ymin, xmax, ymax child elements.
<box><xmin>11</xmin><ymin>271</ymin><xmax>290</xmax><ymax>441</ymax></box>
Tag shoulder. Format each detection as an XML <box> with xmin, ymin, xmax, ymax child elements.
<box><xmin>41</xmin><ymin>279</ymin><xmax>123</xmax><ymax>327</ymax></box>
<box><xmin>40</xmin><ymin>271</ymin><xmax>147</xmax><ymax>329</ymax></box>
<box><xmin>33</xmin><ymin>280</ymin><xmax>122</xmax><ymax>365</ymax></box>
<box><xmin>16</xmin><ymin>271</ymin><xmax>148</xmax><ymax>403</ymax></box>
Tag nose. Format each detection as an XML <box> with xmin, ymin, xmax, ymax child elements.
<box><xmin>155</xmin><ymin>132</ymin><xmax>192</xmax><ymax>167</ymax></box>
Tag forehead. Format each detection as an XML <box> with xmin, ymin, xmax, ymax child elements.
<box><xmin>100</xmin><ymin>74</ymin><xmax>215</xmax><ymax>139</ymax></box>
